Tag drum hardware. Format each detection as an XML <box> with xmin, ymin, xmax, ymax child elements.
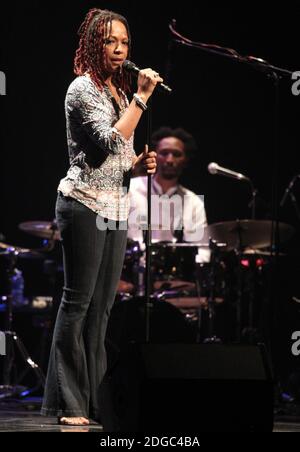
<box><xmin>280</xmin><ymin>174</ymin><xmax>300</xmax><ymax>221</ymax></box>
<box><xmin>194</xmin><ymin>275</ymin><xmax>203</xmax><ymax>342</ymax></box>
<box><xmin>201</xmin><ymin>239</ymin><xmax>224</xmax><ymax>344</ymax></box>
<box><xmin>19</xmin><ymin>220</ymin><xmax>60</xmax><ymax>242</ymax></box>
<box><xmin>135</xmin><ymin>252</ymin><xmax>146</xmax><ymax>297</ymax></box>
<box><xmin>117</xmin><ymin>239</ymin><xmax>142</xmax><ymax>296</ymax></box>
<box><xmin>153</xmin><ymin>280</ymin><xmax>196</xmax><ymax>292</ymax></box>
<box><xmin>0</xmin><ymin>247</ymin><xmax>46</xmax><ymax>399</ymax></box>
<box><xmin>18</xmin><ymin>220</ymin><xmax>61</xmax><ymax>257</ymax></box>
<box><xmin>120</xmin><ymin>218</ymin><xmax>294</xmax><ymax>346</ymax></box>
<box><xmin>0</xmin><ymin>242</ymin><xmax>43</xmax><ymax>260</ymax></box>
<box><xmin>206</xmin><ymin>219</ymin><xmax>295</xmax><ymax>343</ymax></box>
<box><xmin>239</xmin><ymin>248</ymin><xmax>285</xmax><ymax>345</ymax></box>
<box><xmin>143</xmin><ymin>238</ymin><xmax>227</xmax><ymax>343</ymax></box>
<box><xmin>0</xmin><ymin>243</ymin><xmax>45</xmax><ymax>309</ymax></box>
<box><xmin>149</xmin><ymin>241</ymin><xmax>200</xmax><ymax>295</ymax></box>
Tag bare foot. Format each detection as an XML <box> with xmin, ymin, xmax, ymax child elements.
<box><xmin>59</xmin><ymin>417</ymin><xmax>89</xmax><ymax>426</ymax></box>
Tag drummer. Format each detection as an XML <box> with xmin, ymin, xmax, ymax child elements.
<box><xmin>128</xmin><ymin>126</ymin><xmax>210</xmax><ymax>262</ymax></box>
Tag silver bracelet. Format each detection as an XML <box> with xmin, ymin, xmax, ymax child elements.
<box><xmin>133</xmin><ymin>93</ymin><xmax>148</xmax><ymax>112</ymax></box>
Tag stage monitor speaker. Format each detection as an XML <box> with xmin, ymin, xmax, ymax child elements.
<box><xmin>100</xmin><ymin>343</ymin><xmax>274</xmax><ymax>432</ymax></box>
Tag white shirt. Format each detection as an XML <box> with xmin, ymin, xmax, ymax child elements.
<box><xmin>128</xmin><ymin>176</ymin><xmax>210</xmax><ymax>262</ymax></box>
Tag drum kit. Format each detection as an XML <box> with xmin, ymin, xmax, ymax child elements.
<box><xmin>0</xmin><ymin>217</ymin><xmax>295</xmax><ymax>396</ymax></box>
<box><xmin>0</xmin><ymin>222</ymin><xmax>59</xmax><ymax>399</ymax></box>
<box><xmin>111</xmin><ymin>219</ymin><xmax>295</xmax><ymax>345</ymax></box>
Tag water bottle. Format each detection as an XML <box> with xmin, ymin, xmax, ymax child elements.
<box><xmin>11</xmin><ymin>268</ymin><xmax>25</xmax><ymax>306</ymax></box>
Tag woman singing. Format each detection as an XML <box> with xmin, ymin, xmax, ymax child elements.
<box><xmin>41</xmin><ymin>8</ymin><xmax>161</xmax><ymax>425</ymax></box>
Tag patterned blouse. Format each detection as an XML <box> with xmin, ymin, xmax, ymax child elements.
<box><xmin>58</xmin><ymin>75</ymin><xmax>136</xmax><ymax>221</ymax></box>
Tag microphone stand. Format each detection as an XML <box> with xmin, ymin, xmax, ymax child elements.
<box><xmin>145</xmin><ymin>99</ymin><xmax>153</xmax><ymax>343</ymax></box>
<box><xmin>226</xmin><ymin>174</ymin><xmax>259</xmax><ymax>220</ymax></box>
<box><xmin>168</xmin><ymin>22</ymin><xmax>294</xmax><ymax>357</ymax></box>
<box><xmin>280</xmin><ymin>175</ymin><xmax>300</xmax><ymax>221</ymax></box>
<box><xmin>289</xmin><ymin>192</ymin><xmax>300</xmax><ymax>222</ymax></box>
<box><xmin>210</xmin><ymin>172</ymin><xmax>259</xmax><ymax>219</ymax></box>
<box><xmin>130</xmin><ymin>75</ymin><xmax>172</xmax><ymax>343</ymax></box>
<box><xmin>247</xmin><ymin>178</ymin><xmax>258</xmax><ymax>220</ymax></box>
<box><xmin>169</xmin><ymin>21</ymin><xmax>294</xmax><ymax>79</ymax></box>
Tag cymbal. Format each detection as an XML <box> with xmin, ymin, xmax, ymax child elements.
<box><xmin>0</xmin><ymin>242</ymin><xmax>42</xmax><ymax>258</ymax></box>
<box><xmin>19</xmin><ymin>221</ymin><xmax>60</xmax><ymax>241</ymax></box>
<box><xmin>150</xmin><ymin>241</ymin><xmax>226</xmax><ymax>248</ymax></box>
<box><xmin>242</xmin><ymin>248</ymin><xmax>286</xmax><ymax>257</ymax></box>
<box><xmin>165</xmin><ymin>296</ymin><xmax>224</xmax><ymax>310</ymax></box>
<box><xmin>151</xmin><ymin>242</ymin><xmax>208</xmax><ymax>248</ymax></box>
<box><xmin>154</xmin><ymin>279</ymin><xmax>196</xmax><ymax>292</ymax></box>
<box><xmin>206</xmin><ymin>220</ymin><xmax>295</xmax><ymax>251</ymax></box>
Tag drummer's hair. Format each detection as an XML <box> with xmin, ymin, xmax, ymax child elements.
<box><xmin>150</xmin><ymin>127</ymin><xmax>197</xmax><ymax>159</ymax></box>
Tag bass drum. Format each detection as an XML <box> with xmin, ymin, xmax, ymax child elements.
<box><xmin>106</xmin><ymin>296</ymin><xmax>196</xmax><ymax>354</ymax></box>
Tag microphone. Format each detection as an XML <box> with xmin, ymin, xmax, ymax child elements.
<box><xmin>208</xmin><ymin>162</ymin><xmax>250</xmax><ymax>181</ymax></box>
<box><xmin>280</xmin><ymin>175</ymin><xmax>300</xmax><ymax>207</ymax></box>
<box><xmin>123</xmin><ymin>60</ymin><xmax>172</xmax><ymax>94</ymax></box>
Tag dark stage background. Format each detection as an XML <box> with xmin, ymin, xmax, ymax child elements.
<box><xmin>0</xmin><ymin>2</ymin><xmax>300</xmax><ymax>391</ymax></box>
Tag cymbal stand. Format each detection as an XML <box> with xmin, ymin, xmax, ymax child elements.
<box><xmin>234</xmin><ymin>221</ymin><xmax>244</xmax><ymax>343</ymax></box>
<box><xmin>195</xmin><ymin>277</ymin><xmax>203</xmax><ymax>344</ymax></box>
<box><xmin>233</xmin><ymin>222</ymin><xmax>260</xmax><ymax>343</ymax></box>
<box><xmin>241</xmin><ymin>256</ymin><xmax>261</xmax><ymax>344</ymax></box>
<box><xmin>203</xmin><ymin>239</ymin><xmax>222</xmax><ymax>344</ymax></box>
<box><xmin>0</xmin><ymin>248</ymin><xmax>45</xmax><ymax>399</ymax></box>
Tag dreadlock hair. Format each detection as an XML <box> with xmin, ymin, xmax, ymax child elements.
<box><xmin>74</xmin><ymin>8</ymin><xmax>131</xmax><ymax>93</ymax></box>
<box><xmin>151</xmin><ymin>127</ymin><xmax>197</xmax><ymax>160</ymax></box>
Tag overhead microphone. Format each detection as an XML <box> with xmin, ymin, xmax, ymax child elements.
<box><xmin>208</xmin><ymin>162</ymin><xmax>250</xmax><ymax>182</ymax></box>
<box><xmin>123</xmin><ymin>60</ymin><xmax>172</xmax><ymax>94</ymax></box>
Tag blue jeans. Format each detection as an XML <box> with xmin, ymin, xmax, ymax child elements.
<box><xmin>41</xmin><ymin>192</ymin><xmax>127</xmax><ymax>419</ymax></box>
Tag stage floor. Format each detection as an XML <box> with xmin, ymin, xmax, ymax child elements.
<box><xmin>0</xmin><ymin>400</ymin><xmax>300</xmax><ymax>432</ymax></box>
